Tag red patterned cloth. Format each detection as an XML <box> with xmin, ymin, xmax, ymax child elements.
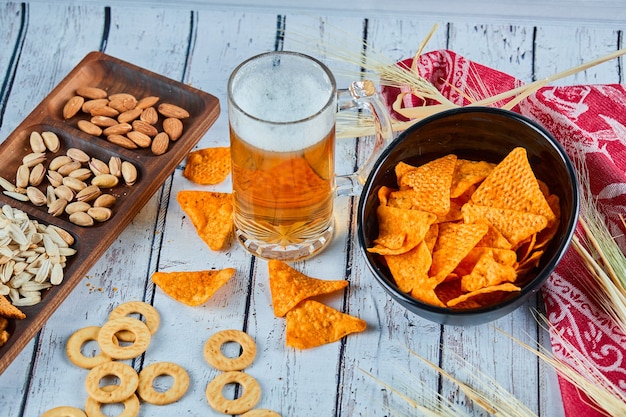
<box><xmin>381</xmin><ymin>50</ymin><xmax>626</xmax><ymax>417</ymax></box>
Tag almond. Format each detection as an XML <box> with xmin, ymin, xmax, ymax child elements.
<box><xmin>117</xmin><ymin>107</ymin><xmax>142</xmax><ymax>124</ymax></box>
<box><xmin>63</xmin><ymin>96</ymin><xmax>85</xmax><ymax>119</ymax></box>
<box><xmin>103</xmin><ymin>123</ymin><xmax>132</xmax><ymax>136</ymax></box>
<box><xmin>162</xmin><ymin>117</ymin><xmax>183</xmax><ymax>141</ymax></box>
<box><xmin>126</xmin><ymin>131</ymin><xmax>152</xmax><ymax>148</ymax></box>
<box><xmin>136</xmin><ymin>96</ymin><xmax>160</xmax><ymax>110</ymax></box>
<box><xmin>91</xmin><ymin>115</ymin><xmax>119</xmax><ymax>127</ymax></box>
<box><xmin>108</xmin><ymin>94</ymin><xmax>137</xmax><ymax>112</ymax></box>
<box><xmin>76</xmin><ymin>86</ymin><xmax>108</xmax><ymax>99</ymax></box>
<box><xmin>90</xmin><ymin>106</ymin><xmax>119</xmax><ymax>117</ymax></box>
<box><xmin>157</xmin><ymin>103</ymin><xmax>189</xmax><ymax>119</ymax></box>
<box><xmin>82</xmin><ymin>98</ymin><xmax>109</xmax><ymax>113</ymax></box>
<box><xmin>77</xmin><ymin>120</ymin><xmax>103</xmax><ymax>136</ymax></box>
<box><xmin>132</xmin><ymin>120</ymin><xmax>158</xmax><ymax>137</ymax></box>
<box><xmin>151</xmin><ymin>132</ymin><xmax>169</xmax><ymax>155</ymax></box>
<box><xmin>140</xmin><ymin>107</ymin><xmax>159</xmax><ymax>124</ymax></box>
<box><xmin>107</xmin><ymin>134</ymin><xmax>138</xmax><ymax>149</ymax></box>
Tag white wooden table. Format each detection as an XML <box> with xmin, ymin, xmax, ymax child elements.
<box><xmin>0</xmin><ymin>1</ymin><xmax>623</xmax><ymax>416</ymax></box>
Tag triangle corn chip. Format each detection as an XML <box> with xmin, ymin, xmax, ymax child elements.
<box><xmin>183</xmin><ymin>146</ymin><xmax>231</xmax><ymax>185</ymax></box>
<box><xmin>429</xmin><ymin>222</ymin><xmax>488</xmax><ymax>282</ymax></box>
<box><xmin>385</xmin><ymin>241</ymin><xmax>432</xmax><ymax>293</ymax></box>
<box><xmin>470</xmin><ymin>147</ymin><xmax>556</xmax><ymax>224</ymax></box>
<box><xmin>177</xmin><ymin>190</ymin><xmax>233</xmax><ymax>251</ymax></box>
<box><xmin>368</xmin><ymin>206</ymin><xmax>437</xmax><ymax>255</ymax></box>
<box><xmin>396</xmin><ymin>154</ymin><xmax>457</xmax><ymax>216</ymax></box>
<box><xmin>285</xmin><ymin>300</ymin><xmax>366</xmax><ymax>349</ymax></box>
<box><xmin>268</xmin><ymin>260</ymin><xmax>348</xmax><ymax>317</ymax></box>
<box><xmin>152</xmin><ymin>268</ymin><xmax>235</xmax><ymax>306</ymax></box>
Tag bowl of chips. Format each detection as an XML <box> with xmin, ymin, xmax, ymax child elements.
<box><xmin>357</xmin><ymin>106</ymin><xmax>579</xmax><ymax>325</ymax></box>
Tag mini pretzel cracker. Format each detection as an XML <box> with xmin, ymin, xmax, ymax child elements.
<box><xmin>368</xmin><ymin>147</ymin><xmax>561</xmax><ymax>309</ymax></box>
<box><xmin>285</xmin><ymin>300</ymin><xmax>366</xmax><ymax>349</ymax></box>
<box><xmin>84</xmin><ymin>384</ymin><xmax>140</xmax><ymax>417</ymax></box>
<box><xmin>177</xmin><ymin>190</ymin><xmax>233</xmax><ymax>251</ymax></box>
<box><xmin>137</xmin><ymin>362</ymin><xmax>190</xmax><ymax>405</ymax></box>
<box><xmin>41</xmin><ymin>406</ymin><xmax>87</xmax><ymax>417</ymax></box>
<box><xmin>204</xmin><ymin>329</ymin><xmax>257</xmax><ymax>371</ymax></box>
<box><xmin>66</xmin><ymin>326</ymin><xmax>114</xmax><ymax>369</ymax></box>
<box><xmin>85</xmin><ymin>361</ymin><xmax>139</xmax><ymax>404</ymax></box>
<box><xmin>152</xmin><ymin>268</ymin><xmax>236</xmax><ymax>306</ymax></box>
<box><xmin>268</xmin><ymin>260</ymin><xmax>348</xmax><ymax>317</ymax></box>
<box><xmin>183</xmin><ymin>146</ymin><xmax>231</xmax><ymax>185</ymax></box>
<box><xmin>206</xmin><ymin>371</ymin><xmax>261</xmax><ymax>415</ymax></box>
<box><xmin>97</xmin><ymin>317</ymin><xmax>151</xmax><ymax>360</ymax></box>
<box><xmin>109</xmin><ymin>301</ymin><xmax>160</xmax><ymax>342</ymax></box>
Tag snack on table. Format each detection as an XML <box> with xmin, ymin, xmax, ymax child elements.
<box><xmin>183</xmin><ymin>146</ymin><xmax>231</xmax><ymax>185</ymax></box>
<box><xmin>84</xmin><ymin>384</ymin><xmax>140</xmax><ymax>417</ymax></box>
<box><xmin>137</xmin><ymin>362</ymin><xmax>190</xmax><ymax>405</ymax></box>
<box><xmin>85</xmin><ymin>361</ymin><xmax>139</xmax><ymax>404</ymax></box>
<box><xmin>268</xmin><ymin>259</ymin><xmax>348</xmax><ymax>317</ymax></box>
<box><xmin>151</xmin><ymin>268</ymin><xmax>236</xmax><ymax>306</ymax></box>
<box><xmin>206</xmin><ymin>371</ymin><xmax>261</xmax><ymax>415</ymax></box>
<box><xmin>204</xmin><ymin>329</ymin><xmax>257</xmax><ymax>371</ymax></box>
<box><xmin>176</xmin><ymin>190</ymin><xmax>233</xmax><ymax>251</ymax></box>
<box><xmin>368</xmin><ymin>147</ymin><xmax>560</xmax><ymax>309</ymax></box>
<box><xmin>41</xmin><ymin>300</ymin><xmax>191</xmax><ymax>416</ymax></box>
<box><xmin>285</xmin><ymin>300</ymin><xmax>367</xmax><ymax>350</ymax></box>
<box><xmin>65</xmin><ymin>326</ymin><xmax>114</xmax><ymax>369</ymax></box>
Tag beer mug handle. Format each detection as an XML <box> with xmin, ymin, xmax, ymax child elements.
<box><xmin>335</xmin><ymin>80</ymin><xmax>394</xmax><ymax>197</ymax></box>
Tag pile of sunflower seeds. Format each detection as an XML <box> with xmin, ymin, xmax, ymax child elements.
<box><xmin>0</xmin><ymin>205</ymin><xmax>76</xmax><ymax>307</ymax></box>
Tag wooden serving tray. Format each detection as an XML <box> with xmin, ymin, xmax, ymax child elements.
<box><xmin>0</xmin><ymin>51</ymin><xmax>220</xmax><ymax>374</ymax></box>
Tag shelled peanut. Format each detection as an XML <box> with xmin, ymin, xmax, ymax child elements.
<box><xmin>0</xmin><ymin>130</ymin><xmax>138</xmax><ymax>227</ymax></box>
<box><xmin>62</xmin><ymin>86</ymin><xmax>189</xmax><ymax>156</ymax></box>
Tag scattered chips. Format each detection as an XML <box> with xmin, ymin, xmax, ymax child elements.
<box><xmin>268</xmin><ymin>260</ymin><xmax>348</xmax><ymax>317</ymax></box>
<box><xmin>183</xmin><ymin>146</ymin><xmax>231</xmax><ymax>185</ymax></box>
<box><xmin>267</xmin><ymin>260</ymin><xmax>366</xmax><ymax>349</ymax></box>
<box><xmin>285</xmin><ymin>300</ymin><xmax>366</xmax><ymax>349</ymax></box>
<box><xmin>368</xmin><ymin>147</ymin><xmax>560</xmax><ymax>309</ymax></box>
<box><xmin>177</xmin><ymin>190</ymin><xmax>233</xmax><ymax>251</ymax></box>
<box><xmin>152</xmin><ymin>268</ymin><xmax>236</xmax><ymax>306</ymax></box>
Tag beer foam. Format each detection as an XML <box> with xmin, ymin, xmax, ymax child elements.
<box><xmin>230</xmin><ymin>60</ymin><xmax>335</xmax><ymax>152</ymax></box>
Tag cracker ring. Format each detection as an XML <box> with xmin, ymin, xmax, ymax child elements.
<box><xmin>109</xmin><ymin>301</ymin><xmax>160</xmax><ymax>342</ymax></box>
<box><xmin>41</xmin><ymin>406</ymin><xmax>87</xmax><ymax>417</ymax></box>
<box><xmin>85</xmin><ymin>385</ymin><xmax>140</xmax><ymax>417</ymax></box>
<box><xmin>206</xmin><ymin>371</ymin><xmax>261</xmax><ymax>415</ymax></box>
<box><xmin>97</xmin><ymin>317</ymin><xmax>151</xmax><ymax>360</ymax></box>
<box><xmin>85</xmin><ymin>361</ymin><xmax>139</xmax><ymax>404</ymax></box>
<box><xmin>66</xmin><ymin>326</ymin><xmax>113</xmax><ymax>369</ymax></box>
<box><xmin>137</xmin><ymin>361</ymin><xmax>190</xmax><ymax>405</ymax></box>
<box><xmin>204</xmin><ymin>329</ymin><xmax>257</xmax><ymax>371</ymax></box>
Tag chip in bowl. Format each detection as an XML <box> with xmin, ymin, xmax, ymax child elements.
<box><xmin>367</xmin><ymin>147</ymin><xmax>559</xmax><ymax>309</ymax></box>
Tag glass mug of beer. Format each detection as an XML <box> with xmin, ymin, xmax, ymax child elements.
<box><xmin>228</xmin><ymin>51</ymin><xmax>392</xmax><ymax>261</ymax></box>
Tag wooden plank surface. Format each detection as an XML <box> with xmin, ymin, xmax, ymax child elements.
<box><xmin>0</xmin><ymin>2</ymin><xmax>624</xmax><ymax>416</ymax></box>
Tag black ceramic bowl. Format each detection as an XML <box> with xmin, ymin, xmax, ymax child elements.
<box><xmin>357</xmin><ymin>107</ymin><xmax>579</xmax><ymax>325</ymax></box>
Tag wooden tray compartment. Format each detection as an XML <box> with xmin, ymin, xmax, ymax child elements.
<box><xmin>0</xmin><ymin>51</ymin><xmax>220</xmax><ymax>375</ymax></box>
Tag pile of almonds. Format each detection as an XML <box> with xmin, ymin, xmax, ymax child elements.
<box><xmin>62</xmin><ymin>86</ymin><xmax>189</xmax><ymax>156</ymax></box>
<box><xmin>0</xmin><ymin>130</ymin><xmax>138</xmax><ymax>227</ymax></box>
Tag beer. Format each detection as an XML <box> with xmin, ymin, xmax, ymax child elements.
<box><xmin>230</xmin><ymin>126</ymin><xmax>335</xmax><ymax>245</ymax></box>
<box><xmin>228</xmin><ymin>52</ymin><xmax>337</xmax><ymax>260</ymax></box>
